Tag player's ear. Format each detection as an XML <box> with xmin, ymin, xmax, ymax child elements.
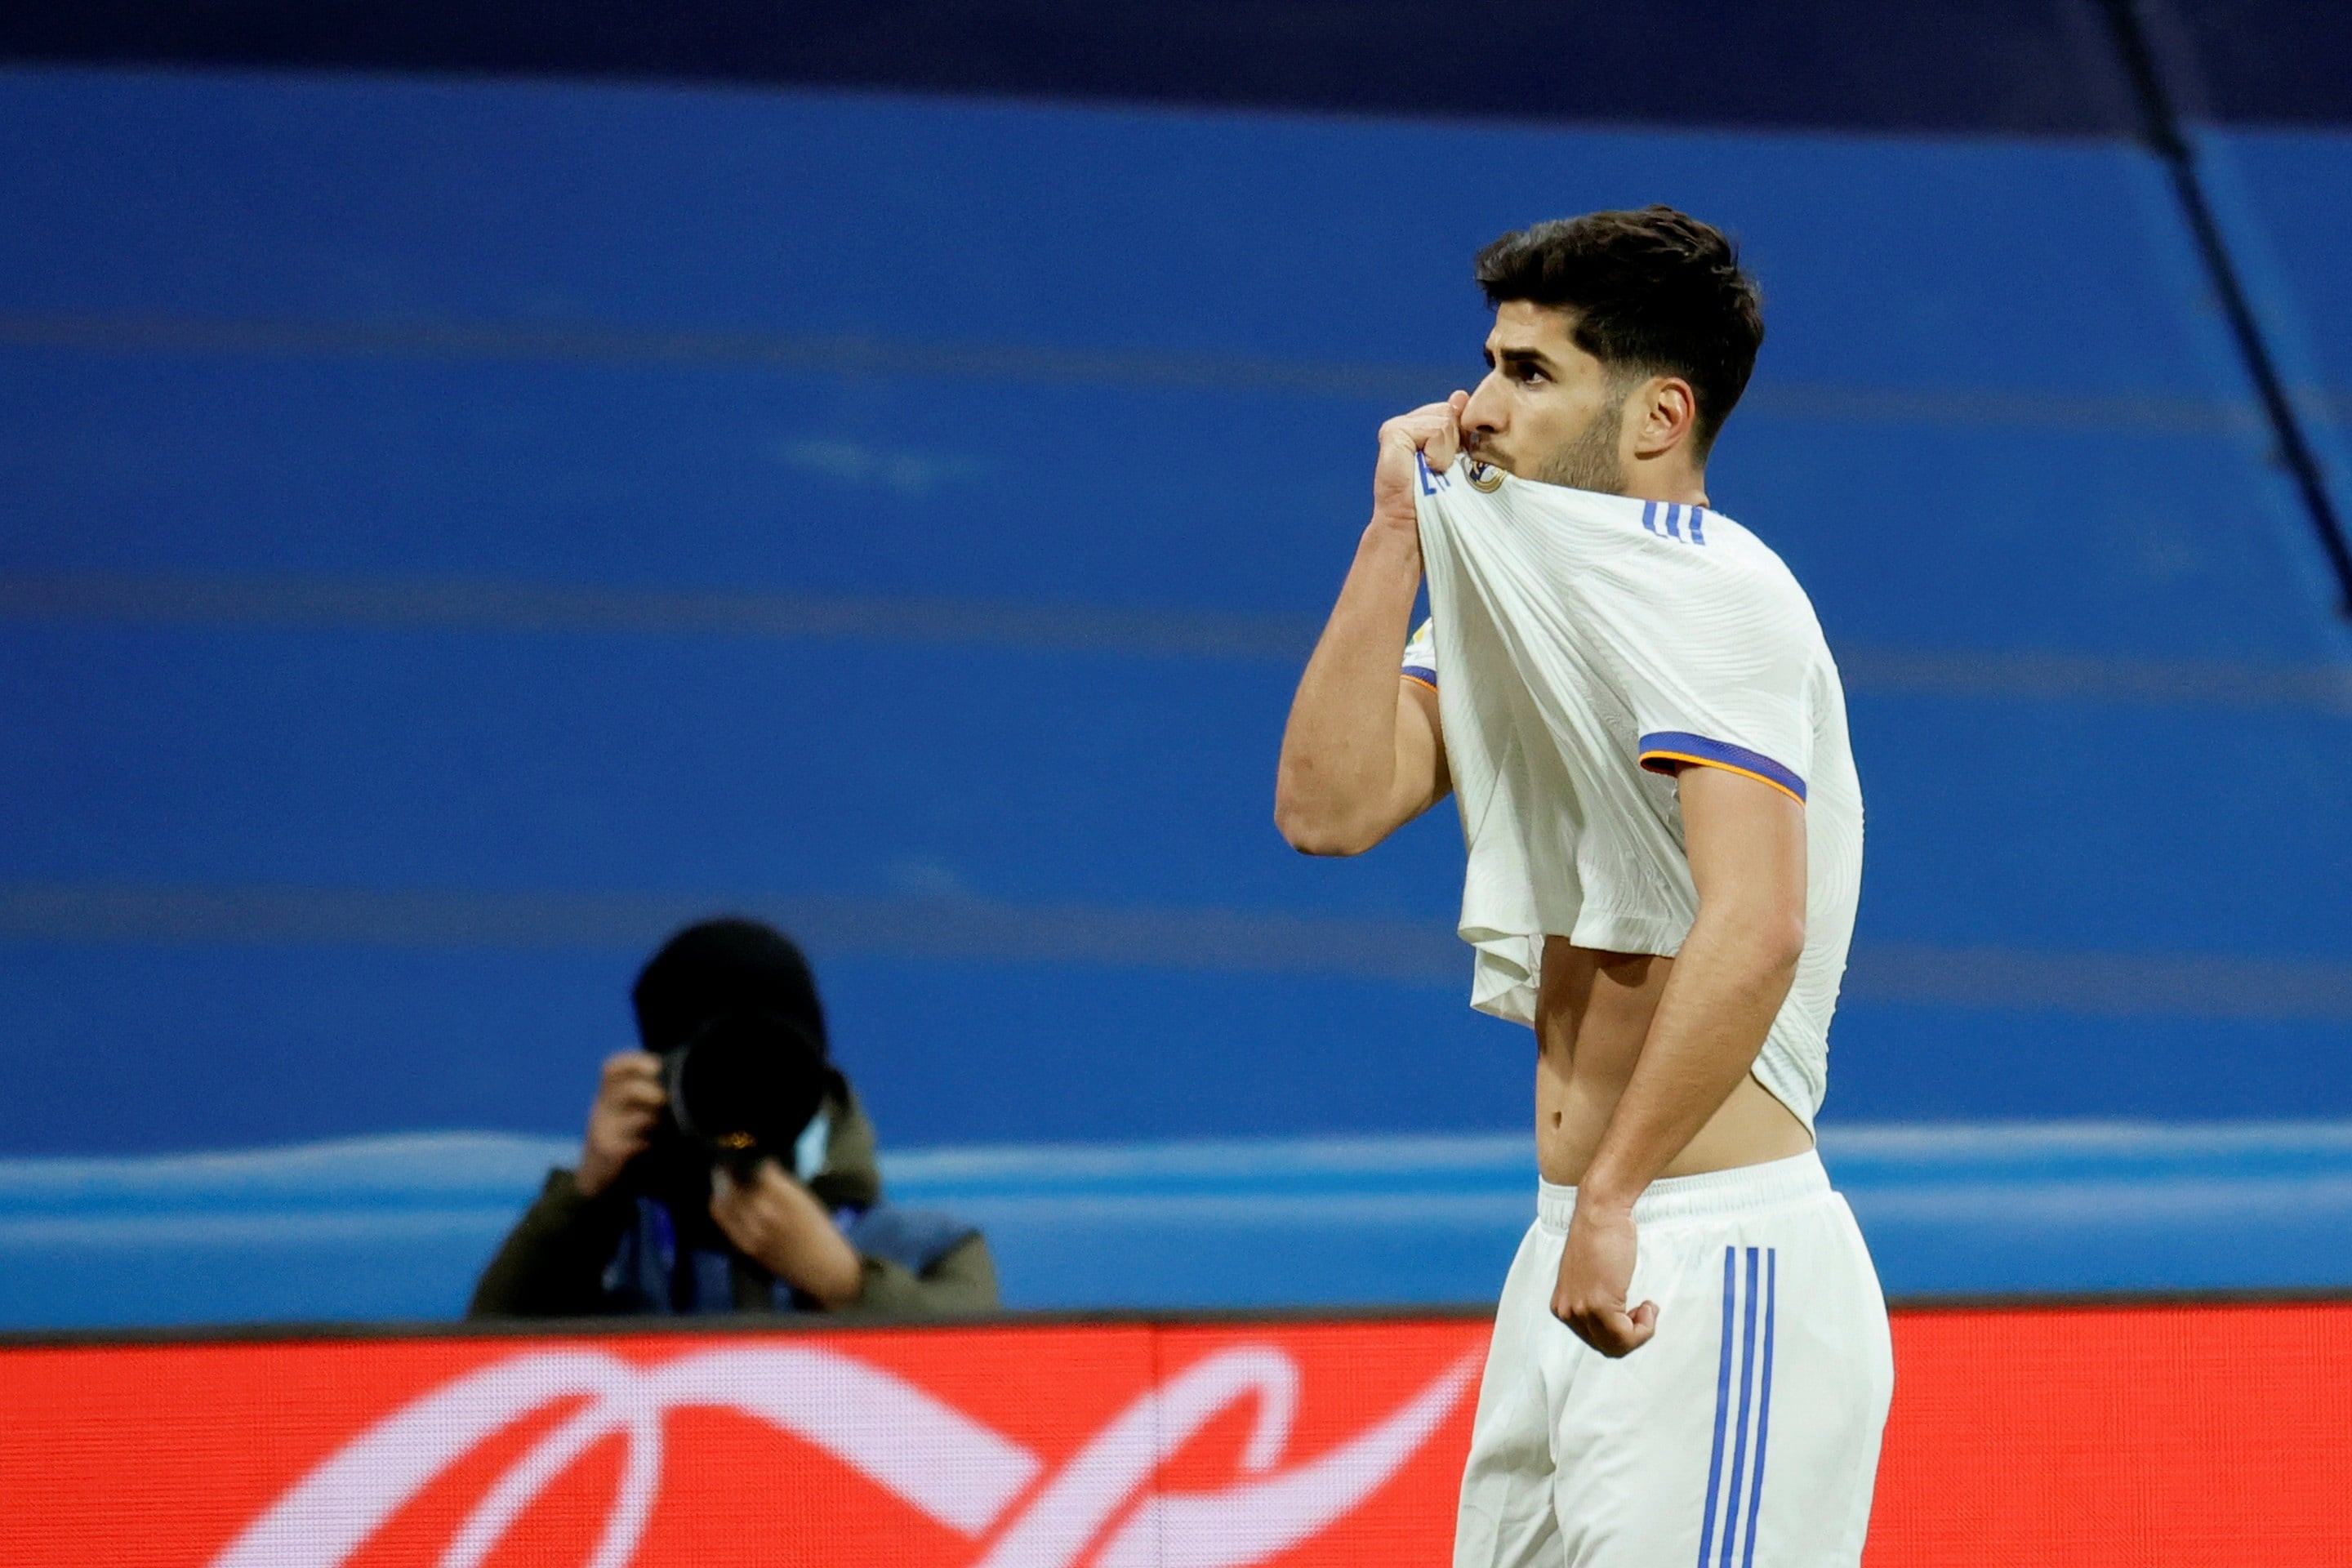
<box><xmin>1632</xmin><ymin>376</ymin><xmax>1697</xmax><ymax>459</ymax></box>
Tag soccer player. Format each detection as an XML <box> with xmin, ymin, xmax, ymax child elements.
<box><xmin>1276</xmin><ymin>207</ymin><xmax>1891</xmax><ymax>1566</ymax></box>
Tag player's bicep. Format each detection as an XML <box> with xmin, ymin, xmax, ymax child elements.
<box><xmin>1676</xmin><ymin>764</ymin><xmax>1806</xmax><ymax>942</ymax></box>
<box><xmin>1390</xmin><ymin>675</ymin><xmax>1450</xmax><ymax>824</ymax></box>
<box><xmin>1620</xmin><ymin>583</ymin><xmax>1815</xmax><ymax>809</ymax></box>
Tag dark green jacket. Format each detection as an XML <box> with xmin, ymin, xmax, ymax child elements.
<box><xmin>467</xmin><ymin>1089</ymin><xmax>998</xmax><ymax>1320</ymax></box>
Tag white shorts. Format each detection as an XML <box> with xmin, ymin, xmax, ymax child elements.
<box><xmin>1455</xmin><ymin>1152</ymin><xmax>1893</xmax><ymax>1568</ymax></box>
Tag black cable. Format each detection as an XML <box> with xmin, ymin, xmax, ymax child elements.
<box><xmin>2099</xmin><ymin>0</ymin><xmax>2352</xmax><ymax>616</ymax></box>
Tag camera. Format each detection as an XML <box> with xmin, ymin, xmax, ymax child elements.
<box><xmin>630</xmin><ymin>1009</ymin><xmax>844</xmax><ymax>1232</ymax></box>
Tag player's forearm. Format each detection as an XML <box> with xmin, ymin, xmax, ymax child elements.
<box><xmin>1578</xmin><ymin>902</ymin><xmax>1803</xmax><ymax>1210</ymax></box>
<box><xmin>1274</xmin><ymin>519</ymin><xmax>1423</xmax><ymax>853</ymax></box>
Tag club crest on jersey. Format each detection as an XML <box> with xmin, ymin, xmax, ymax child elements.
<box><xmin>1467</xmin><ymin>462</ymin><xmax>1504</xmax><ymax>492</ymax></box>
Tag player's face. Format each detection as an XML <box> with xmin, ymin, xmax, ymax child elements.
<box><xmin>1462</xmin><ymin>302</ymin><xmax>1632</xmax><ymax>494</ymax></box>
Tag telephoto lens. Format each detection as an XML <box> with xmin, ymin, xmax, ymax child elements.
<box><xmin>661</xmin><ymin>1010</ymin><xmax>839</xmax><ymax>1176</ymax></box>
<box><xmin>630</xmin><ymin>1009</ymin><xmax>844</xmax><ymax>1241</ymax></box>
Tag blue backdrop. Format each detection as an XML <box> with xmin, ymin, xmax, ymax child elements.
<box><xmin>1</xmin><ymin>68</ymin><xmax>2349</xmax><ymax>1321</ymax></box>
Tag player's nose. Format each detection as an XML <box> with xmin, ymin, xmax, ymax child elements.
<box><xmin>1461</xmin><ymin>373</ymin><xmax>1507</xmax><ymax>434</ymax></box>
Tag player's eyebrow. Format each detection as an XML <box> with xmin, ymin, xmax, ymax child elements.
<box><xmin>1486</xmin><ymin>345</ymin><xmax>1558</xmax><ymax>376</ymax></box>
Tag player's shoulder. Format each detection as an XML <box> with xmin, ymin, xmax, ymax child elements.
<box><xmin>1619</xmin><ymin>505</ymin><xmax>1829</xmax><ymax>654</ymax></box>
<box><xmin>1454</xmin><ymin>465</ymin><xmax>1815</xmax><ymax>612</ymax></box>
<box><xmin>1660</xmin><ymin>503</ymin><xmax>1813</xmax><ymax>599</ymax></box>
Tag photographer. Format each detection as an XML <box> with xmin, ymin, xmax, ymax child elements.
<box><xmin>469</xmin><ymin>918</ymin><xmax>997</xmax><ymax>1318</ymax></box>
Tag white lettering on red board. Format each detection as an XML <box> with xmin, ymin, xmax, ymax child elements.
<box><xmin>210</xmin><ymin>1342</ymin><xmax>1480</xmax><ymax>1568</ymax></box>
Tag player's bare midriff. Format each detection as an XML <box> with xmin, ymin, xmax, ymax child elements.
<box><xmin>1534</xmin><ymin>933</ymin><xmax>1814</xmax><ymax>1188</ymax></box>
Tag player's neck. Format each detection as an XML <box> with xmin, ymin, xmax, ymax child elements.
<box><xmin>1619</xmin><ymin>457</ymin><xmax>1709</xmax><ymax>509</ymax></box>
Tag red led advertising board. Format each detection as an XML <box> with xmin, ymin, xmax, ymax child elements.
<box><xmin>0</xmin><ymin>1303</ymin><xmax>2345</xmax><ymax>1566</ymax></box>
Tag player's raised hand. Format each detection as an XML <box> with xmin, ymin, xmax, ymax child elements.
<box><xmin>1370</xmin><ymin>391</ymin><xmax>1471</xmax><ymax>529</ymax></box>
<box><xmin>1552</xmin><ymin>1201</ymin><xmax>1659</xmax><ymax>1356</ymax></box>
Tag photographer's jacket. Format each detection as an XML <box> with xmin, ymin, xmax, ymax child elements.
<box><xmin>468</xmin><ymin>1087</ymin><xmax>997</xmax><ymax>1319</ymax></box>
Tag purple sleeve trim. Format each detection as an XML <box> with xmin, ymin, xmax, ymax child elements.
<box><xmin>1637</xmin><ymin>730</ymin><xmax>1806</xmax><ymax>803</ymax></box>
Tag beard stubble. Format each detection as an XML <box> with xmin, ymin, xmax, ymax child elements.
<box><xmin>1523</xmin><ymin>391</ymin><xmax>1633</xmax><ymax>495</ymax></box>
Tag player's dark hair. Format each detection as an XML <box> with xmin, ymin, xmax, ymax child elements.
<box><xmin>1473</xmin><ymin>206</ymin><xmax>1763</xmax><ymax>457</ymax></box>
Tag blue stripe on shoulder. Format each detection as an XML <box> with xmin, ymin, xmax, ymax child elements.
<box><xmin>1640</xmin><ymin>500</ymin><xmax>1708</xmax><ymax>546</ymax></box>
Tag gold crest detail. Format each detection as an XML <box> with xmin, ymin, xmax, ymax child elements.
<box><xmin>1467</xmin><ymin>463</ymin><xmax>1505</xmax><ymax>492</ymax></box>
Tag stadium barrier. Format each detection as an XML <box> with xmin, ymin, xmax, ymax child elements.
<box><xmin>16</xmin><ymin>1122</ymin><xmax>2352</xmax><ymax>1330</ymax></box>
<box><xmin>1</xmin><ymin>1298</ymin><xmax>2345</xmax><ymax>1566</ymax></box>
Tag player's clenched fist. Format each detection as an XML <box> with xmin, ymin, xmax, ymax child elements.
<box><xmin>1552</xmin><ymin>1201</ymin><xmax>1659</xmax><ymax>1357</ymax></box>
<box><xmin>575</xmin><ymin>1050</ymin><xmax>665</xmax><ymax>1197</ymax></box>
<box><xmin>1371</xmin><ymin>391</ymin><xmax>1471</xmax><ymax>529</ymax></box>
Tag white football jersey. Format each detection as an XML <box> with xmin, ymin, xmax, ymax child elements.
<box><xmin>1408</xmin><ymin>456</ymin><xmax>1862</xmax><ymax>1128</ymax></box>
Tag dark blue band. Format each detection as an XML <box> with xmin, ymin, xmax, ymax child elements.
<box><xmin>1637</xmin><ymin>730</ymin><xmax>1806</xmax><ymax>803</ymax></box>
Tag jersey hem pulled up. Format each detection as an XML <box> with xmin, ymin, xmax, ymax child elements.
<box><xmin>1410</xmin><ymin>457</ymin><xmax>1863</xmax><ymax>1132</ymax></box>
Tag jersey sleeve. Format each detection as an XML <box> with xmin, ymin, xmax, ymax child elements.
<box><xmin>1619</xmin><ymin>577</ymin><xmax>1815</xmax><ymax>804</ymax></box>
<box><xmin>1401</xmin><ymin>617</ymin><xmax>1438</xmax><ymax>690</ymax></box>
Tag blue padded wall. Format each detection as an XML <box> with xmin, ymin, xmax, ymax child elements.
<box><xmin>2</xmin><ymin>67</ymin><xmax>2349</xmax><ymax>1180</ymax></box>
<box><xmin>2200</xmin><ymin>127</ymin><xmax>2352</xmax><ymax>544</ymax></box>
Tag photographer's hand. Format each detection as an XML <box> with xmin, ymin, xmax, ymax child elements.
<box><xmin>575</xmin><ymin>1051</ymin><xmax>665</xmax><ymax>1198</ymax></box>
<box><xmin>710</xmin><ymin>1160</ymin><xmax>863</xmax><ymax>1309</ymax></box>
